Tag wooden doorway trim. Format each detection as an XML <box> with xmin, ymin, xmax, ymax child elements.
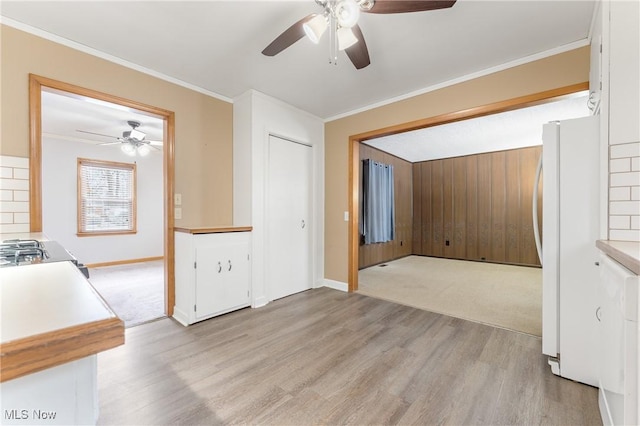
<box><xmin>28</xmin><ymin>74</ymin><xmax>177</xmax><ymax>315</ymax></box>
<box><xmin>348</xmin><ymin>82</ymin><xmax>589</xmax><ymax>292</ymax></box>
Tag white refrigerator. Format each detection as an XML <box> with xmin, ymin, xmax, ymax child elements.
<box><xmin>534</xmin><ymin>115</ymin><xmax>600</xmax><ymax>387</ymax></box>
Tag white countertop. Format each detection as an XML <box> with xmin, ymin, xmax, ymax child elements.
<box><xmin>0</xmin><ymin>240</ymin><xmax>124</xmax><ymax>383</ymax></box>
<box><xmin>1</xmin><ymin>262</ymin><xmax>117</xmax><ymax>344</ymax></box>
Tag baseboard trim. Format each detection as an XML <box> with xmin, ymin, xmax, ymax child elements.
<box><xmin>172</xmin><ymin>306</ymin><xmax>189</xmax><ymax>327</ymax></box>
<box><xmin>323</xmin><ymin>279</ymin><xmax>348</xmax><ymax>292</ymax></box>
<box><xmin>86</xmin><ymin>256</ymin><xmax>164</xmax><ymax>268</ymax></box>
<box><xmin>252</xmin><ymin>296</ymin><xmax>269</xmax><ymax>309</ymax></box>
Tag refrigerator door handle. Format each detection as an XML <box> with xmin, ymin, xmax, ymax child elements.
<box><xmin>533</xmin><ymin>153</ymin><xmax>543</xmax><ymax>265</ymax></box>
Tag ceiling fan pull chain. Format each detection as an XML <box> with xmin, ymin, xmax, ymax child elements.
<box><xmin>329</xmin><ymin>15</ymin><xmax>338</xmax><ymax>65</ymax></box>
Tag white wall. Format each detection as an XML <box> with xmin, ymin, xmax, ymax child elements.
<box><xmin>42</xmin><ymin>138</ymin><xmax>163</xmax><ymax>264</ymax></box>
<box><xmin>233</xmin><ymin>90</ymin><xmax>325</xmax><ymax>308</ymax></box>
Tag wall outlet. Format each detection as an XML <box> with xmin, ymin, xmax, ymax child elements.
<box><xmin>344</xmin><ymin>211</ymin><xmax>349</xmax><ymax>221</ymax></box>
<box><xmin>175</xmin><ymin>207</ymin><xmax>182</xmax><ymax>220</ymax></box>
<box><xmin>174</xmin><ymin>193</ymin><xmax>182</xmax><ymax>206</ymax></box>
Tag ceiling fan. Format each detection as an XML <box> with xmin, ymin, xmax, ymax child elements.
<box><xmin>77</xmin><ymin>120</ymin><xmax>162</xmax><ymax>156</ymax></box>
<box><xmin>262</xmin><ymin>0</ymin><xmax>457</xmax><ymax>70</ymax></box>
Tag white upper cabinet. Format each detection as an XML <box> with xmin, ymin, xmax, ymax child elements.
<box><xmin>608</xmin><ymin>0</ymin><xmax>640</xmax><ymax>145</ymax></box>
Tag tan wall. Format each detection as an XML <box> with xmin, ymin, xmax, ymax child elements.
<box><xmin>1</xmin><ymin>25</ymin><xmax>233</xmax><ymax>227</ymax></box>
<box><xmin>358</xmin><ymin>144</ymin><xmax>412</xmax><ymax>269</ymax></box>
<box><xmin>325</xmin><ymin>46</ymin><xmax>590</xmax><ymax>283</ymax></box>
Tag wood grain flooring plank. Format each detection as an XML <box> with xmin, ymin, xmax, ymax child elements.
<box><xmin>96</xmin><ymin>288</ymin><xmax>601</xmax><ymax>426</ymax></box>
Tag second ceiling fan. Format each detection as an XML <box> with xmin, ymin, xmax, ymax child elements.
<box><xmin>262</xmin><ymin>0</ymin><xmax>457</xmax><ymax>70</ymax></box>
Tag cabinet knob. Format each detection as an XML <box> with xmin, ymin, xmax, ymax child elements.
<box><xmin>595</xmin><ymin>306</ymin><xmax>602</xmax><ymax>322</ymax></box>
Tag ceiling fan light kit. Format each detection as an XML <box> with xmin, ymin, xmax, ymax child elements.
<box><xmin>77</xmin><ymin>119</ymin><xmax>162</xmax><ymax>156</ymax></box>
<box><xmin>335</xmin><ymin>0</ymin><xmax>360</xmax><ymax>28</ymax></box>
<box><xmin>262</xmin><ymin>0</ymin><xmax>456</xmax><ymax>70</ymax></box>
<box><xmin>303</xmin><ymin>14</ymin><xmax>328</xmax><ymax>43</ymax></box>
<box><xmin>337</xmin><ymin>27</ymin><xmax>358</xmax><ymax>50</ymax></box>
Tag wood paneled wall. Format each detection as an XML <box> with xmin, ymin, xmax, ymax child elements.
<box><xmin>359</xmin><ymin>144</ymin><xmax>413</xmax><ymax>269</ymax></box>
<box><xmin>413</xmin><ymin>146</ymin><xmax>542</xmax><ymax>267</ymax></box>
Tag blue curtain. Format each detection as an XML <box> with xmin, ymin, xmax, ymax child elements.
<box><xmin>362</xmin><ymin>159</ymin><xmax>395</xmax><ymax>244</ymax></box>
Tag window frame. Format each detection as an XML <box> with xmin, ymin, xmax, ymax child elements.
<box><xmin>77</xmin><ymin>158</ymin><xmax>137</xmax><ymax>237</ymax></box>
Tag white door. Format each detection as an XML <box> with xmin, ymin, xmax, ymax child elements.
<box><xmin>267</xmin><ymin>135</ymin><xmax>312</xmax><ymax>300</ymax></box>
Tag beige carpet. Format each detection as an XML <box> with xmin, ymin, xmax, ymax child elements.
<box><xmin>358</xmin><ymin>256</ymin><xmax>542</xmax><ymax>336</ymax></box>
<box><xmin>89</xmin><ymin>260</ymin><xmax>165</xmax><ymax>328</ymax></box>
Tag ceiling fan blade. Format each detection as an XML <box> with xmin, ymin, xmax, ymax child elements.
<box><xmin>262</xmin><ymin>14</ymin><xmax>316</xmax><ymax>56</ymax></box>
<box><xmin>148</xmin><ymin>140</ymin><xmax>163</xmax><ymax>146</ymax></box>
<box><xmin>345</xmin><ymin>25</ymin><xmax>370</xmax><ymax>70</ymax></box>
<box><xmin>98</xmin><ymin>141</ymin><xmax>121</xmax><ymax>146</ymax></box>
<box><xmin>76</xmin><ymin>129</ymin><xmax>118</xmax><ymax>139</ymax></box>
<box><xmin>364</xmin><ymin>0</ymin><xmax>456</xmax><ymax>14</ymax></box>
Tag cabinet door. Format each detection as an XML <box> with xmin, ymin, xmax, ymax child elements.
<box><xmin>195</xmin><ymin>242</ymin><xmax>249</xmax><ymax>319</ymax></box>
<box><xmin>609</xmin><ymin>0</ymin><xmax>640</xmax><ymax>144</ymax></box>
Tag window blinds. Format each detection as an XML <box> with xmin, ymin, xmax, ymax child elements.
<box><xmin>78</xmin><ymin>159</ymin><xmax>136</xmax><ymax>234</ymax></box>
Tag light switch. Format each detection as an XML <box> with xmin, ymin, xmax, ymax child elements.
<box><xmin>175</xmin><ymin>207</ymin><xmax>182</xmax><ymax>220</ymax></box>
<box><xmin>174</xmin><ymin>193</ymin><xmax>182</xmax><ymax>206</ymax></box>
<box><xmin>344</xmin><ymin>211</ymin><xmax>349</xmax><ymax>221</ymax></box>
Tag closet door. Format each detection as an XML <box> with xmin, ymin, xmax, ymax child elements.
<box><xmin>267</xmin><ymin>135</ymin><xmax>312</xmax><ymax>300</ymax></box>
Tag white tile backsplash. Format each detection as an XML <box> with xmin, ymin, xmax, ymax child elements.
<box><xmin>610</xmin><ymin>142</ymin><xmax>640</xmax><ymax>159</ymax></box>
<box><xmin>0</xmin><ymin>212</ymin><xmax>14</xmax><ymax>224</ymax></box>
<box><xmin>610</xmin><ymin>186</ymin><xmax>631</xmax><ymax>201</ymax></box>
<box><xmin>0</xmin><ymin>223</ymin><xmax>30</xmax><ymax>233</ymax></box>
<box><xmin>0</xmin><ymin>178</ymin><xmax>29</xmax><ymax>191</ymax></box>
<box><xmin>609</xmin><ymin>229</ymin><xmax>640</xmax><ymax>241</ymax></box>
<box><xmin>0</xmin><ymin>167</ymin><xmax>13</xmax><ymax>179</ymax></box>
<box><xmin>610</xmin><ymin>171</ymin><xmax>640</xmax><ymax>187</ymax></box>
<box><xmin>610</xmin><ymin>215</ymin><xmax>631</xmax><ymax>229</ymax></box>
<box><xmin>12</xmin><ymin>168</ymin><xmax>29</xmax><ymax>180</ymax></box>
<box><xmin>12</xmin><ymin>190</ymin><xmax>29</xmax><ymax>202</ymax></box>
<box><xmin>610</xmin><ymin>200</ymin><xmax>640</xmax><ymax>215</ymax></box>
<box><xmin>0</xmin><ymin>156</ymin><xmax>29</xmax><ymax>169</ymax></box>
<box><xmin>609</xmin><ymin>142</ymin><xmax>640</xmax><ymax>242</ymax></box>
<box><xmin>0</xmin><ymin>156</ymin><xmax>30</xmax><ymax>232</ymax></box>
<box><xmin>610</xmin><ymin>158</ymin><xmax>631</xmax><ymax>173</ymax></box>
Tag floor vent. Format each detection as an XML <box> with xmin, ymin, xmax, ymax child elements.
<box><xmin>379</xmin><ymin>264</ymin><xmax>388</xmax><ymax>267</ymax></box>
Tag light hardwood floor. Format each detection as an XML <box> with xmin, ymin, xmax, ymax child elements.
<box><xmin>97</xmin><ymin>288</ymin><xmax>601</xmax><ymax>425</ymax></box>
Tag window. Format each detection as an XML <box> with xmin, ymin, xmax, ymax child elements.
<box><xmin>361</xmin><ymin>159</ymin><xmax>395</xmax><ymax>244</ymax></box>
<box><xmin>77</xmin><ymin>158</ymin><xmax>136</xmax><ymax>236</ymax></box>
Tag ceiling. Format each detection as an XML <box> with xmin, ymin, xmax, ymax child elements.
<box><xmin>1</xmin><ymin>0</ymin><xmax>596</xmax><ymax>120</ymax></box>
<box><xmin>40</xmin><ymin>89</ymin><xmax>164</xmax><ymax>151</ymax></box>
<box><xmin>364</xmin><ymin>92</ymin><xmax>590</xmax><ymax>162</ymax></box>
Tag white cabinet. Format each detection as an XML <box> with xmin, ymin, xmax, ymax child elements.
<box><xmin>174</xmin><ymin>228</ymin><xmax>251</xmax><ymax>326</ymax></box>
<box><xmin>598</xmin><ymin>253</ymin><xmax>640</xmax><ymax>426</ymax></box>
<box><xmin>608</xmin><ymin>0</ymin><xmax>640</xmax><ymax>145</ymax></box>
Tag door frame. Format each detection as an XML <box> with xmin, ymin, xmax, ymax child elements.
<box><xmin>28</xmin><ymin>74</ymin><xmax>177</xmax><ymax>315</ymax></box>
<box><xmin>347</xmin><ymin>82</ymin><xmax>589</xmax><ymax>292</ymax></box>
